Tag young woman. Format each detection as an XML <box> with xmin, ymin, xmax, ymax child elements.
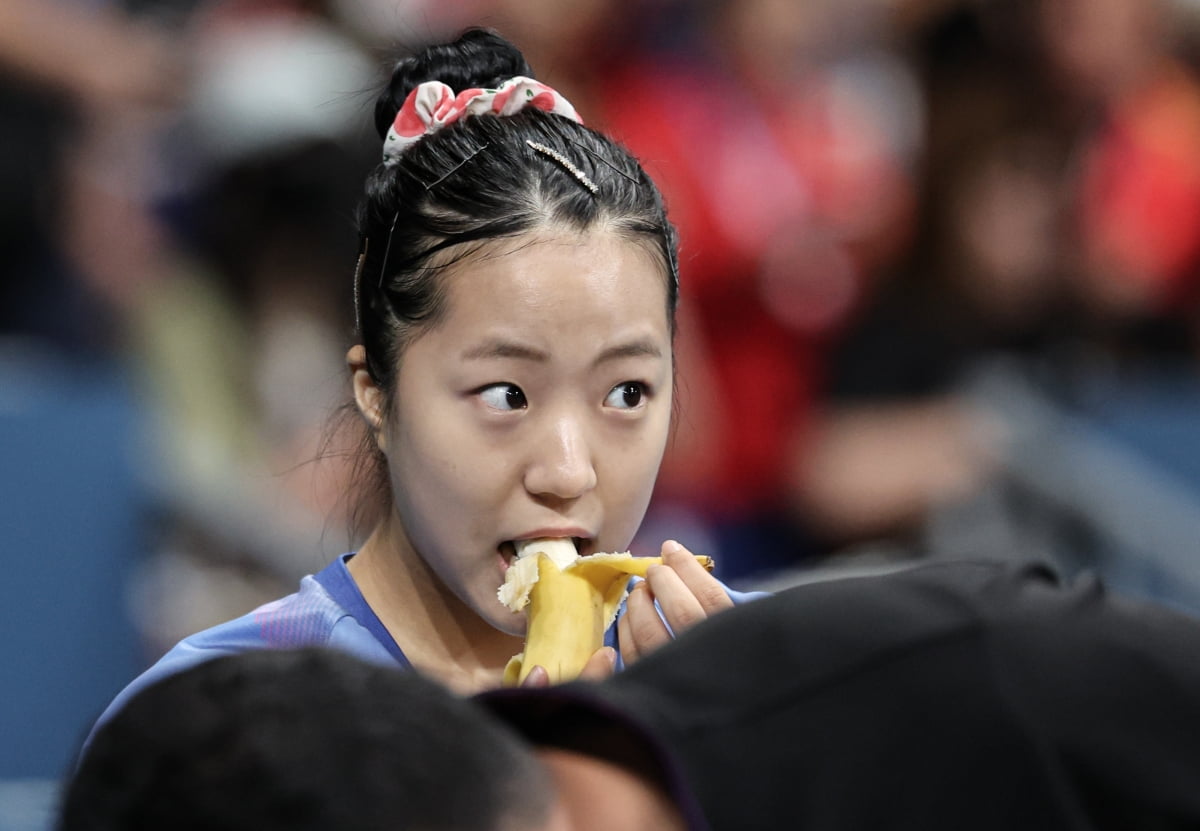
<box><xmin>91</xmin><ymin>27</ymin><xmax>758</xmax><ymax>726</ymax></box>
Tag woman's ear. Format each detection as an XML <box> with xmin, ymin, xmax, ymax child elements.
<box><xmin>347</xmin><ymin>345</ymin><xmax>387</xmax><ymax>450</ymax></box>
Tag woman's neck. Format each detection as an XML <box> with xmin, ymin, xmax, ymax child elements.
<box><xmin>348</xmin><ymin>519</ymin><xmax>524</xmax><ymax>694</ymax></box>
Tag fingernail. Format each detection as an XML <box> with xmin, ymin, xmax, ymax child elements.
<box><xmin>663</xmin><ymin>540</ymin><xmax>682</xmax><ymax>556</ymax></box>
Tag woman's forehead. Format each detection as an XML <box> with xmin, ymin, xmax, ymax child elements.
<box><xmin>439</xmin><ymin>230</ymin><xmax>669</xmax><ymax>305</ymax></box>
<box><xmin>419</xmin><ymin>230</ymin><xmax>672</xmax><ymax>350</ymax></box>
<box><xmin>441</xmin><ymin>226</ymin><xmax>666</xmax><ymax>276</ymax></box>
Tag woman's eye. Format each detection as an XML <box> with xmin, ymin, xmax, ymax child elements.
<box><xmin>604</xmin><ymin>382</ymin><xmax>646</xmax><ymax>410</ymax></box>
<box><xmin>479</xmin><ymin>383</ymin><xmax>528</xmax><ymax>411</ymax></box>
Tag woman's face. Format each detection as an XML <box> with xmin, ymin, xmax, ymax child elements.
<box><xmin>377</xmin><ymin>229</ymin><xmax>673</xmax><ymax>634</ymax></box>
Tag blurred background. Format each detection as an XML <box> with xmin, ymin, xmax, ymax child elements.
<box><xmin>5</xmin><ymin>0</ymin><xmax>1200</xmax><ymax>825</ymax></box>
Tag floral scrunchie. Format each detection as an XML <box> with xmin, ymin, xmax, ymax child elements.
<box><xmin>382</xmin><ymin>76</ymin><xmax>582</xmax><ymax>166</ymax></box>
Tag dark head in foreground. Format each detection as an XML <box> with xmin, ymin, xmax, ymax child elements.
<box><xmin>60</xmin><ymin>560</ymin><xmax>1200</xmax><ymax>831</ymax></box>
<box><xmin>59</xmin><ymin>648</ymin><xmax>554</xmax><ymax>831</ymax></box>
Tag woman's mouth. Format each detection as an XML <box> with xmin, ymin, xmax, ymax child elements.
<box><xmin>497</xmin><ymin>536</ymin><xmax>590</xmax><ymax>569</ymax></box>
<box><xmin>499</xmin><ymin>540</ymin><xmax>519</xmax><ymax>564</ymax></box>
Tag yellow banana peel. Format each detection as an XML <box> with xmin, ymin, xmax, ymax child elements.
<box><xmin>497</xmin><ymin>538</ymin><xmax>714</xmax><ymax>685</ymax></box>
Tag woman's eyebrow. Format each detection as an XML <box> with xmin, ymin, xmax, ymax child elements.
<box><xmin>459</xmin><ymin>338</ymin><xmax>663</xmax><ymax>365</ymax></box>
<box><xmin>460</xmin><ymin>340</ymin><xmax>550</xmax><ymax>362</ymax></box>
<box><xmin>592</xmin><ymin>339</ymin><xmax>664</xmax><ymax>367</ymax></box>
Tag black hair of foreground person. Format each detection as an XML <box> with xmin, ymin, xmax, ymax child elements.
<box><xmin>61</xmin><ymin>560</ymin><xmax>1200</xmax><ymax>830</ymax></box>
<box><xmin>59</xmin><ymin>648</ymin><xmax>554</xmax><ymax>831</ymax></box>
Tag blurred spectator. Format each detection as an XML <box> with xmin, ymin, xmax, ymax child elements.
<box><xmin>1041</xmin><ymin>0</ymin><xmax>1200</xmax><ymax>351</ymax></box>
<box><xmin>791</xmin><ymin>0</ymin><xmax>1200</xmax><ymax>616</ymax></box>
<box><xmin>0</xmin><ymin>0</ymin><xmax>185</xmax><ymax>354</ymax></box>
<box><xmin>0</xmin><ymin>0</ymin><xmax>188</xmax><ymax>798</ymax></box>
<box><xmin>792</xmin><ymin>2</ymin><xmax>1074</xmax><ymax>547</ymax></box>
<box><xmin>120</xmin><ymin>0</ymin><xmax>382</xmax><ymax>653</ymax></box>
<box><xmin>0</xmin><ymin>0</ymin><xmax>185</xmax><ymax>116</ymax></box>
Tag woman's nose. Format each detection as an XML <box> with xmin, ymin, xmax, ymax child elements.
<box><xmin>523</xmin><ymin>416</ymin><xmax>597</xmax><ymax>502</ymax></box>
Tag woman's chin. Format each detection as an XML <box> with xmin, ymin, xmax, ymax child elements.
<box><xmin>483</xmin><ymin>602</ymin><xmax>528</xmax><ymax>638</ymax></box>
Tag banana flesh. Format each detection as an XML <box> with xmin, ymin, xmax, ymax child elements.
<box><xmin>498</xmin><ymin>538</ymin><xmax>714</xmax><ymax>685</ymax></box>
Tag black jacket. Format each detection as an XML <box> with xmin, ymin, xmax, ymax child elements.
<box><xmin>482</xmin><ymin>560</ymin><xmax>1200</xmax><ymax>830</ymax></box>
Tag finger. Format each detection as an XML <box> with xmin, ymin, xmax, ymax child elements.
<box><xmin>661</xmin><ymin>539</ymin><xmax>734</xmax><ymax>614</ymax></box>
<box><xmin>644</xmin><ymin>562</ymin><xmax>708</xmax><ymax>635</ymax></box>
<box><xmin>618</xmin><ymin>601</ymin><xmax>640</xmax><ymax>666</ymax></box>
<box><xmin>578</xmin><ymin>646</ymin><xmax>617</xmax><ymax>681</ymax></box>
<box><xmin>520</xmin><ymin>665</ymin><xmax>550</xmax><ymax>688</ymax></box>
<box><xmin>623</xmin><ymin>580</ymin><xmax>672</xmax><ymax>659</ymax></box>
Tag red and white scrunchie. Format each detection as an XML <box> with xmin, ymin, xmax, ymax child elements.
<box><xmin>382</xmin><ymin>75</ymin><xmax>582</xmax><ymax>165</ymax></box>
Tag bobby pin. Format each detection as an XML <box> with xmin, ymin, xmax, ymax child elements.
<box><xmin>379</xmin><ymin>142</ymin><xmax>493</xmax><ymax>290</ymax></box>
<box><xmin>526</xmin><ymin>140</ymin><xmax>599</xmax><ymax>195</ymax></box>
<box><xmin>425</xmin><ymin>142</ymin><xmax>491</xmax><ymax>191</ymax></box>
<box><xmin>377</xmin><ymin>212</ymin><xmax>399</xmax><ymax>290</ymax></box>
<box><xmin>566</xmin><ymin>137</ymin><xmax>640</xmax><ymax>184</ymax></box>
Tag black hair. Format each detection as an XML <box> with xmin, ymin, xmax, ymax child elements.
<box><xmin>346</xmin><ymin>27</ymin><xmax>680</xmax><ymax>534</ymax></box>
<box><xmin>59</xmin><ymin>647</ymin><xmax>553</xmax><ymax>831</ymax></box>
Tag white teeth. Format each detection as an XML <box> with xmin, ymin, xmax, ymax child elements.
<box><xmin>513</xmin><ymin>538</ymin><xmax>579</xmax><ymax>571</ymax></box>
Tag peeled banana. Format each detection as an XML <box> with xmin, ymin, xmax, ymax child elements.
<box><xmin>497</xmin><ymin>538</ymin><xmax>714</xmax><ymax>685</ymax></box>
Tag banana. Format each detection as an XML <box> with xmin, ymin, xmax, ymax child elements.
<box><xmin>498</xmin><ymin>538</ymin><xmax>714</xmax><ymax>685</ymax></box>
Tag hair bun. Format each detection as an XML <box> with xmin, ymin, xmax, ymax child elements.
<box><xmin>374</xmin><ymin>28</ymin><xmax>534</xmax><ymax>140</ymax></box>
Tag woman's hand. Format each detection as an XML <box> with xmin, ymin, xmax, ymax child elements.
<box><xmin>520</xmin><ymin>647</ymin><xmax>618</xmax><ymax>687</ymax></box>
<box><xmin>617</xmin><ymin>540</ymin><xmax>734</xmax><ymax>665</ymax></box>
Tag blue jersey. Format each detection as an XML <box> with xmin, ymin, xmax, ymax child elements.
<box><xmin>92</xmin><ymin>553</ymin><xmax>763</xmax><ymax>735</ymax></box>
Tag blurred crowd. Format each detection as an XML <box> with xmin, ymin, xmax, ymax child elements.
<box><xmin>6</xmin><ymin>0</ymin><xmax>1200</xmax><ymax>791</ymax></box>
